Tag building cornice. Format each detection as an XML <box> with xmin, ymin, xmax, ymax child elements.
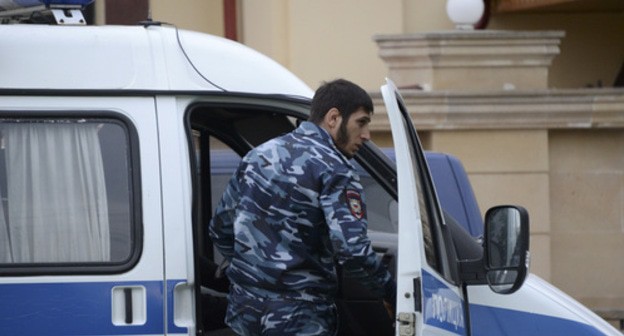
<box><xmin>370</xmin><ymin>88</ymin><xmax>624</xmax><ymax>131</ymax></box>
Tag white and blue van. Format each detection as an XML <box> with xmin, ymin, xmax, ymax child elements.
<box><xmin>0</xmin><ymin>1</ymin><xmax>620</xmax><ymax>335</ymax></box>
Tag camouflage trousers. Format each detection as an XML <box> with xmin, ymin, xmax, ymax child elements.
<box><xmin>225</xmin><ymin>291</ymin><xmax>338</xmax><ymax>336</ymax></box>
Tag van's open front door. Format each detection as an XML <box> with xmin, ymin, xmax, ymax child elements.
<box><xmin>381</xmin><ymin>79</ymin><xmax>468</xmax><ymax>336</ymax></box>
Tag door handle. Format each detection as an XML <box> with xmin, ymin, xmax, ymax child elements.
<box><xmin>173</xmin><ymin>282</ymin><xmax>194</xmax><ymax>328</ymax></box>
<box><xmin>112</xmin><ymin>286</ymin><xmax>146</xmax><ymax>326</ymax></box>
<box><xmin>124</xmin><ymin>287</ymin><xmax>133</xmax><ymax>324</ymax></box>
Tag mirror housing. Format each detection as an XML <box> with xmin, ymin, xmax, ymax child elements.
<box><xmin>458</xmin><ymin>205</ymin><xmax>530</xmax><ymax>295</ymax></box>
<box><xmin>483</xmin><ymin>205</ymin><xmax>530</xmax><ymax>294</ymax></box>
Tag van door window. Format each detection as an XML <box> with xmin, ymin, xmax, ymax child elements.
<box><xmin>355</xmin><ymin>161</ymin><xmax>398</xmax><ymax>234</ymax></box>
<box><xmin>0</xmin><ymin>118</ymin><xmax>136</xmax><ymax>269</ymax></box>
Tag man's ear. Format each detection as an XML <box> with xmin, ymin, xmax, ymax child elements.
<box><xmin>324</xmin><ymin>108</ymin><xmax>341</xmax><ymax>129</ymax></box>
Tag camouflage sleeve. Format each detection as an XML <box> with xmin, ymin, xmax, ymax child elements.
<box><xmin>320</xmin><ymin>170</ymin><xmax>395</xmax><ymax>301</ymax></box>
<box><xmin>208</xmin><ymin>164</ymin><xmax>243</xmax><ymax>261</ymax></box>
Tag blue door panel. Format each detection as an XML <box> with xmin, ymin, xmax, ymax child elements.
<box><xmin>0</xmin><ymin>281</ymin><xmax>168</xmax><ymax>335</ymax></box>
<box><xmin>469</xmin><ymin>304</ymin><xmax>605</xmax><ymax>336</ymax></box>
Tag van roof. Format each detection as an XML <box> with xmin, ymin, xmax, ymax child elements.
<box><xmin>0</xmin><ymin>24</ymin><xmax>313</xmax><ymax>97</ymax></box>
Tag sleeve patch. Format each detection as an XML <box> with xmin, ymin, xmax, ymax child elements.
<box><xmin>346</xmin><ymin>189</ymin><xmax>364</xmax><ymax>220</ymax></box>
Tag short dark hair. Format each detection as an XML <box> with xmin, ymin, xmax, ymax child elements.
<box><xmin>308</xmin><ymin>79</ymin><xmax>373</xmax><ymax>124</ymax></box>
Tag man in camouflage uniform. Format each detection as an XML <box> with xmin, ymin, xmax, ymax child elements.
<box><xmin>209</xmin><ymin>79</ymin><xmax>396</xmax><ymax>335</ymax></box>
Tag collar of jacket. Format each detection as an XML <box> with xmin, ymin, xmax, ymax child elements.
<box><xmin>296</xmin><ymin>121</ymin><xmax>355</xmax><ymax>168</ymax></box>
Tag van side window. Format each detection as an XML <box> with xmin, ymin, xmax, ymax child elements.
<box><xmin>0</xmin><ymin>119</ymin><xmax>135</xmax><ymax>266</ymax></box>
<box><xmin>209</xmin><ymin>146</ymin><xmax>241</xmax><ymax>214</ymax></box>
<box><xmin>353</xmin><ymin>164</ymin><xmax>398</xmax><ymax>234</ymax></box>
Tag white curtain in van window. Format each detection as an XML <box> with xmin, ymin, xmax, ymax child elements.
<box><xmin>0</xmin><ymin>187</ymin><xmax>9</xmax><ymax>263</ymax></box>
<box><xmin>0</xmin><ymin>123</ymin><xmax>110</xmax><ymax>263</ymax></box>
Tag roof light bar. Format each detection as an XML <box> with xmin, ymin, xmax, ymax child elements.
<box><xmin>42</xmin><ymin>0</ymin><xmax>95</xmax><ymax>7</ymax></box>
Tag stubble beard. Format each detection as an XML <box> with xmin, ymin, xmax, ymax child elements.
<box><xmin>335</xmin><ymin>120</ymin><xmax>353</xmax><ymax>158</ymax></box>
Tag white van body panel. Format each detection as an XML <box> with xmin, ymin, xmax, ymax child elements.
<box><xmin>0</xmin><ymin>25</ymin><xmax>313</xmax><ymax>96</ymax></box>
<box><xmin>526</xmin><ymin>276</ymin><xmax>620</xmax><ymax>335</ymax></box>
<box><xmin>467</xmin><ymin>275</ymin><xmax>621</xmax><ymax>335</ymax></box>
<box><xmin>156</xmin><ymin>96</ymin><xmax>197</xmax><ymax>334</ymax></box>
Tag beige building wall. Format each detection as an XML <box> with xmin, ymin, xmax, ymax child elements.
<box><xmin>239</xmin><ymin>1</ymin><xmax>290</xmax><ymax>66</ymax></box>
<box><xmin>488</xmin><ymin>12</ymin><xmax>624</xmax><ymax>89</ymax></box>
<box><xmin>402</xmin><ymin>0</ymin><xmax>454</xmax><ymax>32</ymax></box>
<box><xmin>94</xmin><ymin>0</ymin><xmax>105</xmax><ymax>24</ymax></box>
<box><xmin>95</xmin><ymin>2</ymin><xmax>624</xmax><ymax>92</ymax></box>
<box><xmin>94</xmin><ymin>1</ymin><xmax>225</xmax><ymax>34</ymax></box>
<box><xmin>430</xmin><ymin>130</ymin><xmax>552</xmax><ymax>280</ymax></box>
<box><xmin>549</xmin><ymin>130</ymin><xmax>624</xmax><ymax>310</ymax></box>
<box><xmin>240</xmin><ymin>0</ymin><xmax>404</xmax><ymax>91</ymax></box>
<box><xmin>150</xmin><ymin>0</ymin><xmax>224</xmax><ymax>35</ymax></box>
<box><xmin>240</xmin><ymin>1</ymin><xmax>624</xmax><ymax>91</ymax></box>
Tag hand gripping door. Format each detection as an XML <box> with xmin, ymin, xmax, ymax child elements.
<box><xmin>381</xmin><ymin>79</ymin><xmax>467</xmax><ymax>336</ymax></box>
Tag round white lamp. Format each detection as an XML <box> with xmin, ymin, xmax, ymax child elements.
<box><xmin>446</xmin><ymin>0</ymin><xmax>485</xmax><ymax>30</ymax></box>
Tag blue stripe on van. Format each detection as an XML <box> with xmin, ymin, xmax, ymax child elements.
<box><xmin>469</xmin><ymin>303</ymin><xmax>606</xmax><ymax>336</ymax></box>
<box><xmin>0</xmin><ymin>278</ymin><xmax>607</xmax><ymax>335</ymax></box>
<box><xmin>0</xmin><ymin>280</ymin><xmax>188</xmax><ymax>335</ymax></box>
<box><xmin>422</xmin><ymin>270</ymin><xmax>467</xmax><ymax>334</ymax></box>
<box><xmin>420</xmin><ymin>269</ymin><xmax>605</xmax><ymax>335</ymax></box>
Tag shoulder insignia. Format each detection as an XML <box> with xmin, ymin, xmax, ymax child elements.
<box><xmin>345</xmin><ymin>189</ymin><xmax>364</xmax><ymax>220</ymax></box>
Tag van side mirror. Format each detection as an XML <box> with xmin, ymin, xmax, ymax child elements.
<box><xmin>484</xmin><ymin>205</ymin><xmax>530</xmax><ymax>294</ymax></box>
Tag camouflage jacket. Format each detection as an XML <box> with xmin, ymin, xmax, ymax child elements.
<box><xmin>209</xmin><ymin>121</ymin><xmax>395</xmax><ymax>303</ymax></box>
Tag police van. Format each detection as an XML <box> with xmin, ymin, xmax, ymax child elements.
<box><xmin>0</xmin><ymin>1</ymin><xmax>620</xmax><ymax>335</ymax></box>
